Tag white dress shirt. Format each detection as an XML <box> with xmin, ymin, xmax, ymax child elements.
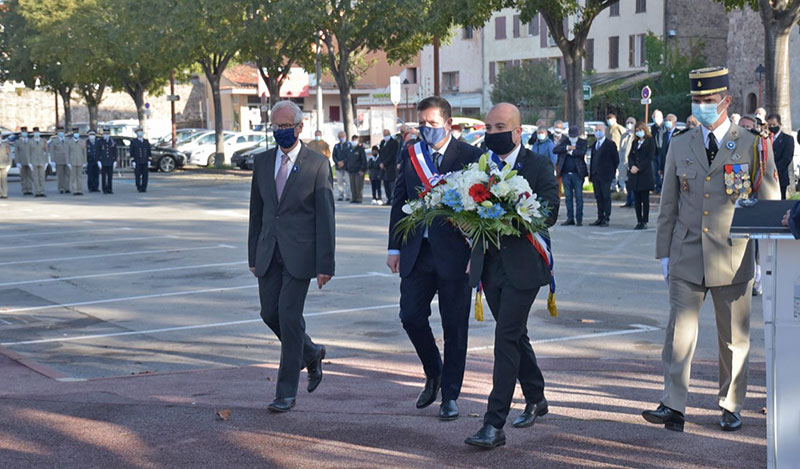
<box><xmin>701</xmin><ymin>117</ymin><xmax>731</xmax><ymax>150</ymax></box>
<box><xmin>274</xmin><ymin>142</ymin><xmax>302</xmax><ymax>178</ymax></box>
<box><xmin>497</xmin><ymin>143</ymin><xmax>522</xmax><ymax>169</ymax></box>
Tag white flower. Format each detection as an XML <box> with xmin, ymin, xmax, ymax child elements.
<box><xmin>490</xmin><ymin>180</ymin><xmax>512</xmax><ymax>198</ymax></box>
<box><xmin>402</xmin><ymin>203</ymin><xmax>413</xmax><ymax>215</ymax></box>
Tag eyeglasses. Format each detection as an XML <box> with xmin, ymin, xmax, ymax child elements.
<box><xmin>270</xmin><ymin>123</ymin><xmax>300</xmax><ymax>131</ymax></box>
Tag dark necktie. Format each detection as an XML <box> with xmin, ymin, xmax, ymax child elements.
<box><xmin>433</xmin><ymin>152</ymin><xmax>442</xmax><ymax>171</ymax></box>
<box><xmin>706</xmin><ymin>133</ymin><xmax>718</xmax><ymax>166</ymax></box>
<box><xmin>498</xmin><ymin>160</ymin><xmax>507</xmax><ymax>170</ymax></box>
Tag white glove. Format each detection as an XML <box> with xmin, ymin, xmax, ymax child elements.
<box><xmin>113</xmin><ymin>161</ymin><xmax>117</xmax><ymax>169</ymax></box>
<box><xmin>67</xmin><ymin>163</ymin><xmax>72</xmax><ymax>169</ymax></box>
<box><xmin>50</xmin><ymin>162</ymin><xmax>56</xmax><ymax>171</ymax></box>
<box><xmin>97</xmin><ymin>161</ymin><xmax>102</xmax><ymax>169</ymax></box>
<box><xmin>755</xmin><ymin>264</ymin><xmax>762</xmax><ymax>284</ymax></box>
<box><xmin>661</xmin><ymin>257</ymin><xmax>670</xmax><ymax>284</ymax></box>
<box><xmin>132</xmin><ymin>162</ymin><xmax>136</xmax><ymax>168</ymax></box>
<box><xmin>28</xmin><ymin>163</ymin><xmax>33</xmax><ymax>170</ymax></box>
<box><xmin>16</xmin><ymin>163</ymin><xmax>21</xmax><ymax>169</ymax></box>
<box><xmin>82</xmin><ymin>164</ymin><xmax>87</xmax><ymax>169</ymax></box>
<box><xmin>147</xmin><ymin>161</ymin><xmax>151</xmax><ymax>168</ymax></box>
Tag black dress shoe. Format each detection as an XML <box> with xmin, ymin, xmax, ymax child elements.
<box><xmin>589</xmin><ymin>219</ymin><xmax>602</xmax><ymax>226</ymax></box>
<box><xmin>619</xmin><ymin>203</ymin><xmax>632</xmax><ymax>208</ymax></box>
<box><xmin>642</xmin><ymin>404</ymin><xmax>685</xmax><ymax>432</ymax></box>
<box><xmin>415</xmin><ymin>376</ymin><xmax>441</xmax><ymax>409</ymax></box>
<box><xmin>267</xmin><ymin>397</ymin><xmax>296</xmax><ymax>413</ymax></box>
<box><xmin>512</xmin><ymin>398</ymin><xmax>548</xmax><ymax>428</ymax></box>
<box><xmin>576</xmin><ymin>221</ymin><xmax>583</xmax><ymax>226</ymax></box>
<box><xmin>306</xmin><ymin>345</ymin><xmax>326</xmax><ymax>393</ymax></box>
<box><xmin>464</xmin><ymin>424</ymin><xmax>506</xmax><ymax>448</ymax></box>
<box><xmin>439</xmin><ymin>399</ymin><xmax>459</xmax><ymax>421</ymax></box>
<box><xmin>634</xmin><ymin>223</ymin><xmax>644</xmax><ymax>230</ymax></box>
<box><xmin>720</xmin><ymin>409</ymin><xmax>742</xmax><ymax>432</ymax></box>
<box><xmin>561</xmin><ymin>219</ymin><xmax>575</xmax><ymax>226</ymax></box>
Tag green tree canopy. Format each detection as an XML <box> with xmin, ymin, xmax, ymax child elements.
<box><xmin>490</xmin><ymin>61</ymin><xmax>563</xmax><ymax>124</ymax></box>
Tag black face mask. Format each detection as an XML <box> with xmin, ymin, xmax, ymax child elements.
<box><xmin>485</xmin><ymin>131</ymin><xmax>516</xmax><ymax>155</ymax></box>
<box><xmin>769</xmin><ymin>126</ymin><xmax>780</xmax><ymax>134</ymax></box>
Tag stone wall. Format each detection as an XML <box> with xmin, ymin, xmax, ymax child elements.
<box><xmin>0</xmin><ymin>82</ymin><xmax>206</xmax><ymax>131</ymax></box>
<box><xmin>726</xmin><ymin>8</ymin><xmax>764</xmax><ymax>117</ymax></box>
<box><xmin>665</xmin><ymin>0</ymin><xmax>729</xmax><ymax>68</ymax></box>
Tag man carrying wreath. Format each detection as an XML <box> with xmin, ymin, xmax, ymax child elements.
<box><xmin>464</xmin><ymin>103</ymin><xmax>559</xmax><ymax>448</ymax></box>
<box><xmin>387</xmin><ymin>96</ymin><xmax>482</xmax><ymax>421</ymax></box>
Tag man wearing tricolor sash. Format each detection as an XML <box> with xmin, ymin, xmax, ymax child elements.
<box><xmin>387</xmin><ymin>96</ymin><xmax>482</xmax><ymax>421</ymax></box>
<box><xmin>464</xmin><ymin>103</ymin><xmax>559</xmax><ymax>449</ymax></box>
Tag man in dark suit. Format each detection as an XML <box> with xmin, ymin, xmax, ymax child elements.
<box><xmin>387</xmin><ymin>96</ymin><xmax>482</xmax><ymax>421</ymax></box>
<box><xmin>464</xmin><ymin>103</ymin><xmax>559</xmax><ymax>448</ymax></box>
<box><xmin>767</xmin><ymin>113</ymin><xmax>795</xmax><ymax>199</ymax></box>
<box><xmin>98</xmin><ymin>128</ymin><xmax>117</xmax><ymax>194</ymax></box>
<box><xmin>657</xmin><ymin>113</ymin><xmax>678</xmax><ymax>182</ymax></box>
<box><xmin>85</xmin><ymin>130</ymin><xmax>101</xmax><ymax>192</ymax></box>
<box><xmin>130</xmin><ymin>127</ymin><xmax>152</xmax><ymax>192</ymax></box>
<box><xmin>248</xmin><ymin>100</ymin><xmax>335</xmax><ymax>413</ymax></box>
<box><xmin>554</xmin><ymin>125</ymin><xmax>587</xmax><ymax>226</ymax></box>
<box><xmin>650</xmin><ymin>110</ymin><xmax>667</xmax><ymax>193</ymax></box>
<box><xmin>589</xmin><ymin>123</ymin><xmax>619</xmax><ymax>226</ymax></box>
<box><xmin>346</xmin><ymin>135</ymin><xmax>367</xmax><ymax>203</ymax></box>
<box><xmin>379</xmin><ymin>128</ymin><xmax>398</xmax><ymax>204</ymax></box>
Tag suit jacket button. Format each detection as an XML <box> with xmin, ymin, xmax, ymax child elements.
<box><xmin>705</xmin><ymin>176</ymin><xmax>711</xmax><ymax>181</ymax></box>
<box><xmin>703</xmin><ymin>211</ymin><xmax>709</xmax><ymax>216</ymax></box>
<box><xmin>704</xmin><ymin>193</ymin><xmax>710</xmax><ymax>198</ymax></box>
<box><xmin>703</xmin><ymin>227</ymin><xmax>709</xmax><ymax>233</ymax></box>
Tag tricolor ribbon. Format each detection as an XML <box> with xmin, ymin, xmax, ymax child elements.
<box><xmin>408</xmin><ymin>142</ymin><xmax>445</xmax><ymax>191</ymax></box>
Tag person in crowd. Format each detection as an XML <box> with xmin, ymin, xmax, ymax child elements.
<box><xmin>248</xmin><ymin>100</ymin><xmax>334</xmax><ymax>413</ymax></box>
<box><xmin>645</xmin><ymin>67</ymin><xmax>779</xmax><ymax>433</ymax></box>
<box><xmin>0</xmin><ymin>136</ymin><xmax>10</xmax><ymax>198</ymax></box>
<box><xmin>306</xmin><ymin>130</ymin><xmax>331</xmax><ymax>160</ymax></box>
<box><xmin>49</xmin><ymin>126</ymin><xmax>70</xmax><ymax>194</ymax></box>
<box><xmin>619</xmin><ymin>117</ymin><xmax>637</xmax><ymax>207</ymax></box>
<box><xmin>554</xmin><ymin>125</ymin><xmax>587</xmax><ymax>226</ymax></box>
<box><xmin>684</xmin><ymin>115</ymin><xmax>700</xmax><ymax>131</ymax></box>
<box><xmin>332</xmin><ymin>131</ymin><xmax>351</xmax><ymax>201</ymax></box>
<box><xmin>85</xmin><ymin>130</ymin><xmax>101</xmax><ymax>192</ymax></box>
<box><xmin>782</xmin><ymin>201</ymin><xmax>800</xmax><ymax>238</ymax></box>
<box><xmin>451</xmin><ymin>124</ymin><xmax>466</xmax><ymax>142</ymax></box>
<box><xmin>628</xmin><ymin>121</ymin><xmax>656</xmax><ymax>230</ymax></box>
<box><xmin>387</xmin><ymin>96</ymin><xmax>481</xmax><ymax>423</ymax></box>
<box><xmin>379</xmin><ymin>128</ymin><xmax>399</xmax><ymax>204</ymax></box>
<box><xmin>98</xmin><ymin>127</ymin><xmax>117</xmax><ymax>194</ymax></box>
<box><xmin>530</xmin><ymin>125</ymin><xmax>557</xmax><ymax>168</ymax></box>
<box><xmin>30</xmin><ymin>127</ymin><xmax>48</xmax><ymax>197</ymax></box>
<box><xmin>767</xmin><ymin>113</ymin><xmax>794</xmax><ymax>199</ymax></box>
<box><xmin>650</xmin><ymin>110</ymin><xmax>667</xmax><ymax>194</ymax></box>
<box><xmin>367</xmin><ymin>145</ymin><xmax>383</xmax><ymax>204</ymax></box>
<box><xmin>589</xmin><ymin>123</ymin><xmax>619</xmax><ymax>227</ymax></box>
<box><xmin>346</xmin><ymin>135</ymin><xmax>366</xmax><ymax>203</ymax></box>
<box><xmin>463</xmin><ymin>102</ymin><xmax>559</xmax><ymax>449</ymax></box>
<box><xmin>657</xmin><ymin>114</ymin><xmax>679</xmax><ymax>184</ymax></box>
<box><xmin>15</xmin><ymin>126</ymin><xmax>33</xmax><ymax>195</ymax></box>
<box><xmin>130</xmin><ymin>127</ymin><xmax>152</xmax><ymax>193</ymax></box>
<box><xmin>730</xmin><ymin>113</ymin><xmax>741</xmax><ymax>125</ymax></box>
<box><xmin>552</xmin><ymin>120</ymin><xmax>565</xmax><ymax>141</ymax></box>
<box><xmin>606</xmin><ymin>113</ymin><xmax>626</xmax><ymax>150</ymax></box>
<box><xmin>66</xmin><ymin>127</ymin><xmax>86</xmax><ymax>196</ymax></box>
<box><xmin>755</xmin><ymin>107</ymin><xmax>767</xmax><ymax>124</ymax></box>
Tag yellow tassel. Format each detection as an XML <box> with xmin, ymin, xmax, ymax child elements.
<box><xmin>474</xmin><ymin>290</ymin><xmax>484</xmax><ymax>322</ymax></box>
<box><xmin>547</xmin><ymin>292</ymin><xmax>558</xmax><ymax>317</ymax></box>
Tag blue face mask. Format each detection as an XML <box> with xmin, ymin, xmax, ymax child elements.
<box><xmin>418</xmin><ymin>126</ymin><xmax>446</xmax><ymax>147</ymax></box>
<box><xmin>274</xmin><ymin>127</ymin><xmax>298</xmax><ymax>149</ymax></box>
<box><xmin>58</xmin><ymin>132</ymin><xmax>64</xmax><ymax>138</ymax></box>
<box><xmin>664</xmin><ymin>120</ymin><xmax>673</xmax><ymax>129</ymax></box>
<box><xmin>594</xmin><ymin>131</ymin><xmax>605</xmax><ymax>140</ymax></box>
<box><xmin>137</xmin><ymin>131</ymin><xmax>143</xmax><ymax>138</ymax></box>
<box><xmin>314</xmin><ymin>136</ymin><xmax>321</xmax><ymax>141</ymax></box>
<box><xmin>635</xmin><ymin>130</ymin><xmax>645</xmax><ymax>139</ymax></box>
<box><xmin>537</xmin><ymin>133</ymin><xmax>548</xmax><ymax>141</ymax></box>
<box><xmin>21</xmin><ymin>132</ymin><xmax>28</xmax><ymax>138</ymax></box>
<box><xmin>692</xmin><ymin>100</ymin><xmax>723</xmax><ymax>127</ymax></box>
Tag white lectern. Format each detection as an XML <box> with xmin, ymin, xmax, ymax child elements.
<box><xmin>730</xmin><ymin>200</ymin><xmax>799</xmax><ymax>469</ymax></box>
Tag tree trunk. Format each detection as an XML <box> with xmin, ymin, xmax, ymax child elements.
<box><xmin>334</xmin><ymin>70</ymin><xmax>356</xmax><ymax>139</ymax></box>
<box><xmin>81</xmin><ymin>83</ymin><xmax>106</xmax><ymax>132</ymax></box>
<box><xmin>266</xmin><ymin>79</ymin><xmax>281</xmax><ymax>109</ymax></box>
<box><xmin>563</xmin><ymin>49</ymin><xmax>585</xmax><ymax>134</ymax></box>
<box><xmin>59</xmin><ymin>87</ymin><xmax>73</xmax><ymax>130</ymax></box>
<box><xmin>130</xmin><ymin>87</ymin><xmax>147</xmax><ymax>135</ymax></box>
<box><xmin>208</xmin><ymin>73</ymin><xmax>225</xmax><ymax>168</ymax></box>
<box><xmin>763</xmin><ymin>23</ymin><xmax>793</xmax><ymax>130</ymax></box>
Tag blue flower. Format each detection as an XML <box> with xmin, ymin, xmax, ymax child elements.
<box><xmin>477</xmin><ymin>203</ymin><xmax>506</xmax><ymax>219</ymax></box>
<box><xmin>442</xmin><ymin>189</ymin><xmax>463</xmax><ymax>212</ymax></box>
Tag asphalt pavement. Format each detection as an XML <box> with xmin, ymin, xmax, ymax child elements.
<box><xmin>0</xmin><ymin>171</ymin><xmax>767</xmax><ymax>467</ymax></box>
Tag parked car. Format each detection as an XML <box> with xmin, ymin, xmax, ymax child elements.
<box><xmin>155</xmin><ymin>128</ymin><xmax>208</xmax><ymax>148</ymax></box>
<box><xmin>182</xmin><ymin>131</ymin><xmax>237</xmax><ymax>166</ymax></box>
<box><xmin>243</xmin><ymin>146</ymin><xmax>269</xmax><ymax>170</ymax></box>
<box><xmin>231</xmin><ymin>136</ymin><xmax>275</xmax><ymax>169</ymax></box>
<box><xmin>112</xmin><ymin>136</ymin><xmax>187</xmax><ymax>172</ymax></box>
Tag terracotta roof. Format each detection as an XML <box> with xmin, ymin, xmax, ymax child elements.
<box><xmin>223</xmin><ymin>64</ymin><xmax>259</xmax><ymax>88</ymax></box>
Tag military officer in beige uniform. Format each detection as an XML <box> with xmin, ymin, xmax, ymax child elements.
<box><xmin>49</xmin><ymin>127</ymin><xmax>70</xmax><ymax>193</ymax></box>
<box><xmin>67</xmin><ymin>127</ymin><xmax>87</xmax><ymax>195</ymax></box>
<box><xmin>29</xmin><ymin>127</ymin><xmax>49</xmax><ymax>197</ymax></box>
<box><xmin>15</xmin><ymin>127</ymin><xmax>34</xmax><ymax>195</ymax></box>
<box><xmin>643</xmin><ymin>67</ymin><xmax>780</xmax><ymax>433</ymax></box>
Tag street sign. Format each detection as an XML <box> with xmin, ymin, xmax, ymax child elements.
<box><xmin>641</xmin><ymin>86</ymin><xmax>652</xmax><ymax>100</ymax></box>
<box><xmin>166</xmin><ymin>95</ymin><xmax>180</xmax><ymax>102</ymax></box>
<box><xmin>583</xmin><ymin>83</ymin><xmax>592</xmax><ymax>101</ymax></box>
<box><xmin>390</xmin><ymin>76</ymin><xmax>401</xmax><ymax>106</ymax></box>
<box><xmin>641</xmin><ymin>98</ymin><xmax>652</xmax><ymax>105</ymax></box>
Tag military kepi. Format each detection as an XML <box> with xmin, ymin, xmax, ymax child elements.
<box><xmin>689</xmin><ymin>67</ymin><xmax>729</xmax><ymax>96</ymax></box>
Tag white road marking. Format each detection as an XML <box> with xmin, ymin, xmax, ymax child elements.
<box><xmin>0</xmin><ymin>318</ymin><xmax>12</xmax><ymax>325</ymax></box>
<box><xmin>591</xmin><ymin>228</ymin><xmax>655</xmax><ymax>236</ymax></box>
<box><xmin>466</xmin><ymin>324</ymin><xmax>660</xmax><ymax>352</ymax></box>
<box><xmin>204</xmin><ymin>210</ymin><xmax>248</xmax><ymax>218</ymax></box>
<box><xmin>0</xmin><ymin>244</ymin><xmax>234</xmax><ymax>267</ymax></box>
<box><xmin>0</xmin><ymin>272</ymin><xmax>388</xmax><ymax>314</ymax></box>
<box><xmin>0</xmin><ymin>261</ymin><xmax>249</xmax><ymax>287</ymax></box>
<box><xmin>0</xmin><ymin>227</ymin><xmax>132</xmax><ymax>239</ymax></box>
<box><xmin>0</xmin><ymin>304</ymin><xmax>399</xmax><ymax>346</ymax></box>
<box><xmin>0</xmin><ymin>235</ymin><xmax>177</xmax><ymax>251</ymax></box>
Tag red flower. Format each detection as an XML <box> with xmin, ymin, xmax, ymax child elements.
<box><xmin>469</xmin><ymin>183</ymin><xmax>492</xmax><ymax>203</ymax></box>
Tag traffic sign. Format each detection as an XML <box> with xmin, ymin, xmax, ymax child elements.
<box><xmin>390</xmin><ymin>76</ymin><xmax>401</xmax><ymax>106</ymax></box>
<box><xmin>583</xmin><ymin>83</ymin><xmax>592</xmax><ymax>101</ymax></box>
<box><xmin>641</xmin><ymin>98</ymin><xmax>652</xmax><ymax>105</ymax></box>
<box><xmin>641</xmin><ymin>86</ymin><xmax>652</xmax><ymax>100</ymax></box>
<box><xmin>166</xmin><ymin>95</ymin><xmax>180</xmax><ymax>102</ymax></box>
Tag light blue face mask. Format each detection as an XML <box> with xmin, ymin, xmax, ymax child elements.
<box><xmin>594</xmin><ymin>131</ymin><xmax>604</xmax><ymax>140</ymax></box>
<box><xmin>537</xmin><ymin>133</ymin><xmax>548</xmax><ymax>141</ymax></box>
<box><xmin>635</xmin><ymin>130</ymin><xmax>645</xmax><ymax>139</ymax></box>
<box><xmin>692</xmin><ymin>100</ymin><xmax>724</xmax><ymax>127</ymax></box>
<box><xmin>418</xmin><ymin>126</ymin><xmax>446</xmax><ymax>146</ymax></box>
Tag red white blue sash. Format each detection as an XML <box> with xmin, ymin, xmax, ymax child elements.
<box><xmin>408</xmin><ymin>142</ymin><xmax>445</xmax><ymax>189</ymax></box>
